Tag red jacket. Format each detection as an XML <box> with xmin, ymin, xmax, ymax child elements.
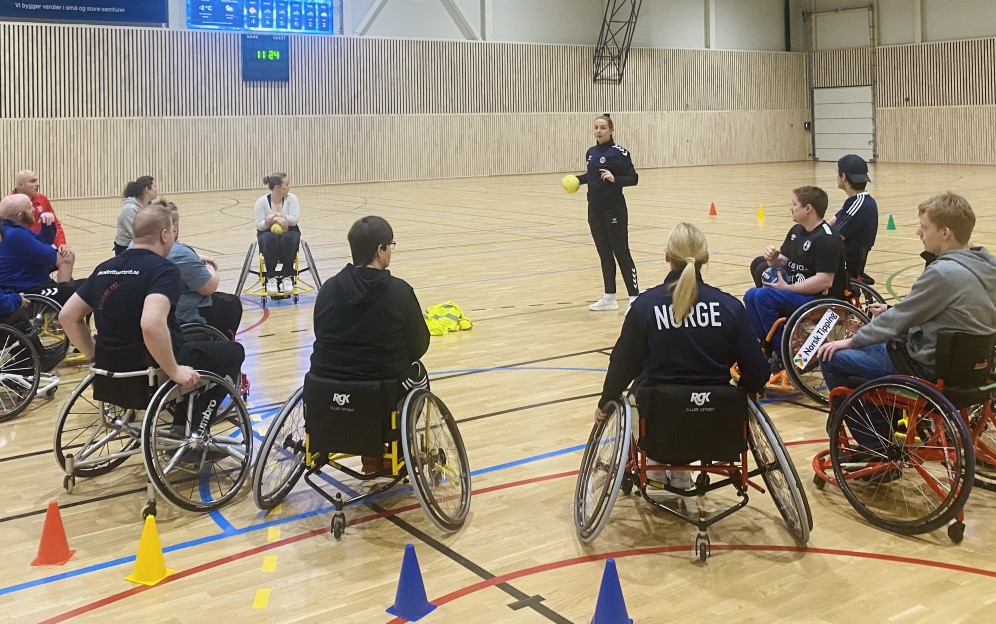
<box><xmin>8</xmin><ymin>190</ymin><xmax>67</xmax><ymax>247</ymax></box>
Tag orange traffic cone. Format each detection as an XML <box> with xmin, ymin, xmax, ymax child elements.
<box><xmin>708</xmin><ymin>202</ymin><xmax>718</xmax><ymax>216</ymax></box>
<box><xmin>31</xmin><ymin>501</ymin><xmax>76</xmax><ymax>566</ymax></box>
<box><xmin>125</xmin><ymin>515</ymin><xmax>174</xmax><ymax>586</ymax></box>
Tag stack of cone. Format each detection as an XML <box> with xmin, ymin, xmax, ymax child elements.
<box><xmin>708</xmin><ymin>202</ymin><xmax>718</xmax><ymax>216</ymax></box>
<box><xmin>125</xmin><ymin>515</ymin><xmax>173</xmax><ymax>586</ymax></box>
<box><xmin>386</xmin><ymin>544</ymin><xmax>436</xmax><ymax>621</ymax></box>
<box><xmin>591</xmin><ymin>559</ymin><xmax>633</xmax><ymax>624</ymax></box>
<box><xmin>31</xmin><ymin>501</ymin><xmax>76</xmax><ymax>566</ymax></box>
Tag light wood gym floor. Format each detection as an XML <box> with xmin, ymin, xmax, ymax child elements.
<box><xmin>2</xmin><ymin>162</ymin><xmax>995</xmax><ymax>623</ymax></box>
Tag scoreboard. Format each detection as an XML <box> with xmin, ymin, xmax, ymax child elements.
<box><xmin>189</xmin><ymin>0</ymin><xmax>332</xmax><ymax>34</ymax></box>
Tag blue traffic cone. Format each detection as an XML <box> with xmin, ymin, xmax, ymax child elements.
<box><xmin>386</xmin><ymin>544</ymin><xmax>437</xmax><ymax>621</ymax></box>
<box><xmin>591</xmin><ymin>559</ymin><xmax>633</xmax><ymax>624</ymax></box>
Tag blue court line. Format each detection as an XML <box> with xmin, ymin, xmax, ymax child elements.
<box><xmin>0</xmin><ymin>437</ymin><xmax>596</xmax><ymax>597</ymax></box>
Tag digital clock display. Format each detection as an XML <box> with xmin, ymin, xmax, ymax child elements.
<box><xmin>242</xmin><ymin>34</ymin><xmax>290</xmax><ymax>82</ymax></box>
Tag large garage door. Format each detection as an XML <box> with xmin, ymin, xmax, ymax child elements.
<box><xmin>813</xmin><ymin>86</ymin><xmax>874</xmax><ymax>162</ymax></box>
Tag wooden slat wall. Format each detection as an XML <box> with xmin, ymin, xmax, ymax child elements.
<box><xmin>812</xmin><ymin>47</ymin><xmax>872</xmax><ymax>88</ymax></box>
<box><xmin>0</xmin><ymin>23</ymin><xmax>808</xmax><ymax>198</ymax></box>
<box><xmin>876</xmin><ymin>38</ymin><xmax>996</xmax><ymax>108</ymax></box>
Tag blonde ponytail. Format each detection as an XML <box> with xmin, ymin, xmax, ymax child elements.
<box><xmin>666</xmin><ymin>223</ymin><xmax>709</xmax><ymax>324</ymax></box>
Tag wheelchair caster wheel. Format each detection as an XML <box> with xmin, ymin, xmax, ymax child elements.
<box><xmin>813</xmin><ymin>474</ymin><xmax>826</xmax><ymax>490</ymax></box>
<box><xmin>261</xmin><ymin>296</ymin><xmax>267</xmax><ymax>307</ymax></box>
<box><xmin>948</xmin><ymin>521</ymin><xmax>965</xmax><ymax>544</ymax></box>
<box><xmin>621</xmin><ymin>473</ymin><xmax>634</xmax><ymax>495</ymax></box>
<box><xmin>293</xmin><ymin>295</ymin><xmax>299</xmax><ymax>304</ymax></box>
<box><xmin>46</xmin><ymin>388</ymin><xmax>57</xmax><ymax>399</ymax></box>
<box><xmin>63</xmin><ymin>474</ymin><xmax>75</xmax><ymax>493</ymax></box>
<box><xmin>695</xmin><ymin>472</ymin><xmax>710</xmax><ymax>489</ymax></box>
<box><xmin>142</xmin><ymin>501</ymin><xmax>157</xmax><ymax>519</ymax></box>
<box><xmin>331</xmin><ymin>513</ymin><xmax>346</xmax><ymax>540</ymax></box>
<box><xmin>694</xmin><ymin>534</ymin><xmax>710</xmax><ymax>562</ymax></box>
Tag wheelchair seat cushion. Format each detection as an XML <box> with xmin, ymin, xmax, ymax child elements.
<box><xmin>303</xmin><ymin>372</ymin><xmax>399</xmax><ymax>457</ymax></box>
<box><xmin>92</xmin><ymin>341</ymin><xmax>158</xmax><ymax>410</ymax></box>
<box><xmin>635</xmin><ymin>383</ymin><xmax>747</xmax><ymax>465</ymax></box>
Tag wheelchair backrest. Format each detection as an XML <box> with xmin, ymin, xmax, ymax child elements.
<box><xmin>302</xmin><ymin>372</ymin><xmax>399</xmax><ymax>457</ymax></box>
<box><xmin>935</xmin><ymin>331</ymin><xmax>996</xmax><ymax>387</ymax></box>
<box><xmin>634</xmin><ymin>383</ymin><xmax>747</xmax><ymax>464</ymax></box>
<box><xmin>92</xmin><ymin>342</ymin><xmax>159</xmax><ymax>410</ymax></box>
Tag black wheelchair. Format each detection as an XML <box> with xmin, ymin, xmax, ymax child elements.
<box><xmin>252</xmin><ymin>373</ymin><xmax>471</xmax><ymax>539</ymax></box>
<box><xmin>812</xmin><ymin>331</ymin><xmax>996</xmax><ymax>543</ymax></box>
<box><xmin>53</xmin><ymin>338</ymin><xmax>252</xmax><ymax>518</ymax></box>
<box><xmin>574</xmin><ymin>383</ymin><xmax>811</xmax><ymax>562</ymax></box>
<box><xmin>0</xmin><ymin>296</ymin><xmax>66</xmax><ymax>422</ymax></box>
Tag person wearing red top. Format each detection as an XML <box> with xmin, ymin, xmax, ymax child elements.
<box><xmin>12</xmin><ymin>169</ymin><xmax>68</xmax><ymax>251</ymax></box>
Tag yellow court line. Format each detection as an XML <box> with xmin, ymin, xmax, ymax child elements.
<box><xmin>252</xmin><ymin>588</ymin><xmax>271</xmax><ymax>609</ymax></box>
<box><xmin>272</xmin><ymin>503</ymin><xmax>282</xmax><ymax>516</ymax></box>
<box><xmin>267</xmin><ymin>527</ymin><xmax>281</xmax><ymax>541</ymax></box>
<box><xmin>262</xmin><ymin>555</ymin><xmax>277</xmax><ymax>573</ymax></box>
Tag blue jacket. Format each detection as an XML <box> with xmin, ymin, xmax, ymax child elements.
<box><xmin>0</xmin><ymin>219</ymin><xmax>57</xmax><ymax>290</ymax></box>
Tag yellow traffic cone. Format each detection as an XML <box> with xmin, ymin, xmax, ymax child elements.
<box><xmin>757</xmin><ymin>204</ymin><xmax>765</xmax><ymax>221</ymax></box>
<box><xmin>125</xmin><ymin>515</ymin><xmax>174</xmax><ymax>586</ymax></box>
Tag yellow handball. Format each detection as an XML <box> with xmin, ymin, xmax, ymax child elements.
<box><xmin>561</xmin><ymin>175</ymin><xmax>580</xmax><ymax>194</ymax></box>
<box><xmin>270</xmin><ymin>223</ymin><xmax>284</xmax><ymax>235</ymax></box>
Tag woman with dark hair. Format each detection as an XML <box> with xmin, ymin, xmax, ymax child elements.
<box><xmin>567</xmin><ymin>113</ymin><xmax>640</xmax><ymax>311</ymax></box>
<box><xmin>254</xmin><ymin>172</ymin><xmax>301</xmax><ymax>296</ymax></box>
<box><xmin>114</xmin><ymin>176</ymin><xmax>157</xmax><ymax>255</ymax></box>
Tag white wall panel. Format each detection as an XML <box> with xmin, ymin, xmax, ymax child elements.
<box><xmin>814</xmin><ymin>85</ymin><xmax>873</xmax><ymax>103</ymax></box>
<box><xmin>922</xmin><ymin>0</ymin><xmax>996</xmax><ymax>42</ymax></box>
<box><xmin>714</xmin><ymin>0</ymin><xmax>785</xmax><ymax>51</ymax></box>
<box><xmin>814</xmin><ymin>8</ymin><xmax>871</xmax><ymax>49</ymax></box>
<box><xmin>632</xmin><ymin>0</ymin><xmax>705</xmax><ymax>49</ymax></box>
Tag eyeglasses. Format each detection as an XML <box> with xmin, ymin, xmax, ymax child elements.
<box><xmin>388</xmin><ymin>241</ymin><xmax>396</xmax><ymax>250</ymax></box>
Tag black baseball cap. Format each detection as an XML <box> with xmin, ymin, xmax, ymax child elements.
<box><xmin>837</xmin><ymin>154</ymin><xmax>871</xmax><ymax>183</ymax></box>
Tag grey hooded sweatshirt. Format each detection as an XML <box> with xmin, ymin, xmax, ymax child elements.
<box><xmin>114</xmin><ymin>197</ymin><xmax>144</xmax><ymax>247</ymax></box>
<box><xmin>850</xmin><ymin>247</ymin><xmax>996</xmax><ymax>368</ymax></box>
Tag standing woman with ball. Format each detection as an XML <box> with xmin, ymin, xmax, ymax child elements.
<box><xmin>565</xmin><ymin>114</ymin><xmax>640</xmax><ymax>311</ymax></box>
<box><xmin>255</xmin><ymin>172</ymin><xmax>301</xmax><ymax>296</ymax></box>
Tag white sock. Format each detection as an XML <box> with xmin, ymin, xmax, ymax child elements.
<box><xmin>603</xmin><ymin>293</ymin><xmax>617</xmax><ymax>301</ymax></box>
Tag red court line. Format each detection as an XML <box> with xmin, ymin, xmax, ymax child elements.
<box><xmin>385</xmin><ymin>545</ymin><xmax>996</xmax><ymax>624</ymax></box>
<box><xmin>39</xmin><ymin>471</ymin><xmax>577</xmax><ymax>623</ymax></box>
<box><xmin>235</xmin><ymin>303</ymin><xmax>270</xmax><ymax>335</ymax></box>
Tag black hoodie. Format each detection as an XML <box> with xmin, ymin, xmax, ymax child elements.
<box><xmin>310</xmin><ymin>264</ymin><xmax>430</xmax><ymax>382</ymax></box>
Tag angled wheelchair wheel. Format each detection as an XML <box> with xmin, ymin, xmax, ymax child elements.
<box><xmin>828</xmin><ymin>377</ymin><xmax>974</xmax><ymax>535</ymax></box>
<box><xmin>301</xmin><ymin>240</ymin><xmax>323</xmax><ymax>288</ymax></box>
<box><xmin>25</xmin><ymin>294</ymin><xmax>71</xmax><ymax>365</ymax></box>
<box><xmin>236</xmin><ymin>243</ymin><xmax>257</xmax><ymax>297</ymax></box>
<box><xmin>181</xmin><ymin>323</ymin><xmax>229</xmax><ymax>342</ymax></box>
<box><xmin>252</xmin><ymin>386</ymin><xmax>307</xmax><ymax>510</ymax></box>
<box><xmin>970</xmin><ymin>401</ymin><xmax>996</xmax><ymax>492</ymax></box>
<box><xmin>142</xmin><ymin>371</ymin><xmax>253</xmax><ymax>512</ymax></box>
<box><xmin>782</xmin><ymin>299</ymin><xmax>869</xmax><ymax>405</ymax></box>
<box><xmin>401</xmin><ymin>389</ymin><xmax>471</xmax><ymax>532</ymax></box>
<box><xmin>747</xmin><ymin>399</ymin><xmax>812</xmax><ymax>543</ymax></box>
<box><xmin>573</xmin><ymin>397</ymin><xmax>632</xmax><ymax>543</ymax></box>
<box><xmin>53</xmin><ymin>374</ymin><xmax>142</xmax><ymax>476</ymax></box>
<box><xmin>0</xmin><ymin>325</ymin><xmax>41</xmax><ymax>423</ymax></box>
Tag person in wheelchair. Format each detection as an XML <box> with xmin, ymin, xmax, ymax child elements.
<box><xmin>595</xmin><ymin>222</ymin><xmax>769</xmax><ymax>490</ymax></box>
<box><xmin>310</xmin><ymin>215</ymin><xmax>430</xmax><ymax>474</ymax></box>
<box><xmin>817</xmin><ymin>192</ymin><xmax>996</xmax><ymax>449</ymax></box>
<box><xmin>255</xmin><ymin>172</ymin><xmax>301</xmax><ymax>297</ymax></box>
<box><xmin>0</xmin><ymin>286</ymin><xmax>62</xmax><ymax>373</ymax></box>
<box><xmin>0</xmin><ymin>194</ymin><xmax>81</xmax><ymax>306</ymax></box>
<box><xmin>158</xmin><ymin>200</ymin><xmax>243</xmax><ymax>338</ymax></box>
<box><xmin>828</xmin><ymin>154</ymin><xmax>878</xmax><ymax>281</ymax></box>
<box><xmin>744</xmin><ymin>186</ymin><xmax>847</xmax><ymax>370</ymax></box>
<box><xmin>59</xmin><ymin>205</ymin><xmax>246</xmax><ymax>426</ymax></box>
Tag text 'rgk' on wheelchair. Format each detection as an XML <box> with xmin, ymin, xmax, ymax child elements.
<box><xmin>574</xmin><ymin>383</ymin><xmax>812</xmax><ymax>562</ymax></box>
<box><xmin>252</xmin><ymin>373</ymin><xmax>471</xmax><ymax>539</ymax></box>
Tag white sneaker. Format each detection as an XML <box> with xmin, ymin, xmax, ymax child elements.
<box><xmin>281</xmin><ymin>277</ymin><xmax>294</xmax><ymax>293</ymax></box>
<box><xmin>667</xmin><ymin>470</ymin><xmax>694</xmax><ymax>491</ymax></box>
<box><xmin>266</xmin><ymin>278</ymin><xmax>279</xmax><ymax>296</ymax></box>
<box><xmin>588</xmin><ymin>296</ymin><xmax>619</xmax><ymax>311</ymax></box>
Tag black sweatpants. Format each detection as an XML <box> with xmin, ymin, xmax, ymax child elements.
<box><xmin>257</xmin><ymin>226</ymin><xmax>301</xmax><ymax>280</ymax></box>
<box><xmin>588</xmin><ymin>202</ymin><xmax>638</xmax><ymax>296</ymax></box>
<box><xmin>177</xmin><ymin>338</ymin><xmax>245</xmax><ymax>427</ymax></box>
<box><xmin>750</xmin><ymin>256</ymin><xmax>768</xmax><ymax>288</ymax></box>
<box><xmin>200</xmin><ymin>292</ymin><xmax>244</xmax><ymax>340</ymax></box>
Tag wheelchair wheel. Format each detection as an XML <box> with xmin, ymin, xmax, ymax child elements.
<box><xmin>828</xmin><ymin>377</ymin><xmax>974</xmax><ymax>535</ymax></box>
<box><xmin>573</xmin><ymin>397</ymin><xmax>632</xmax><ymax>543</ymax></box>
<box><xmin>236</xmin><ymin>243</ymin><xmax>256</xmax><ymax>297</ymax></box>
<box><xmin>848</xmin><ymin>279</ymin><xmax>886</xmax><ymax>312</ymax></box>
<box><xmin>966</xmin><ymin>402</ymin><xmax>996</xmax><ymax>492</ymax></box>
<box><xmin>746</xmin><ymin>399</ymin><xmax>812</xmax><ymax>544</ymax></box>
<box><xmin>181</xmin><ymin>323</ymin><xmax>229</xmax><ymax>342</ymax></box>
<box><xmin>782</xmin><ymin>299</ymin><xmax>869</xmax><ymax>405</ymax></box>
<box><xmin>252</xmin><ymin>386</ymin><xmax>307</xmax><ymax>510</ymax></box>
<box><xmin>53</xmin><ymin>374</ymin><xmax>141</xmax><ymax>476</ymax></box>
<box><xmin>0</xmin><ymin>325</ymin><xmax>41</xmax><ymax>423</ymax></box>
<box><xmin>25</xmin><ymin>294</ymin><xmax>71</xmax><ymax>365</ymax></box>
<box><xmin>142</xmin><ymin>371</ymin><xmax>253</xmax><ymax>512</ymax></box>
<box><xmin>301</xmin><ymin>240</ymin><xmax>323</xmax><ymax>288</ymax></box>
<box><xmin>401</xmin><ymin>389</ymin><xmax>471</xmax><ymax>532</ymax></box>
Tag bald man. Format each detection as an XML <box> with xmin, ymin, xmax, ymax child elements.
<box><xmin>12</xmin><ymin>170</ymin><xmax>68</xmax><ymax>251</ymax></box>
<box><xmin>61</xmin><ymin>206</ymin><xmax>244</xmax><ymax>414</ymax></box>
<box><xmin>0</xmin><ymin>194</ymin><xmax>78</xmax><ymax>304</ymax></box>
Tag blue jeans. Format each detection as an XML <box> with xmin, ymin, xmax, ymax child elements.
<box><xmin>743</xmin><ymin>287</ymin><xmax>815</xmax><ymax>351</ymax></box>
<box><xmin>820</xmin><ymin>343</ymin><xmax>899</xmax><ymax>449</ymax></box>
